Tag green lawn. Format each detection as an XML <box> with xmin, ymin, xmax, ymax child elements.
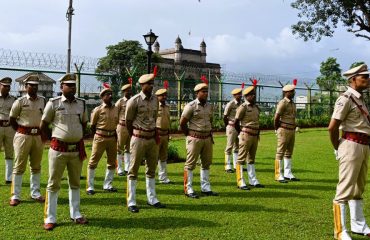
<box><xmin>0</xmin><ymin>128</ymin><xmax>368</xmax><ymax>239</ymax></box>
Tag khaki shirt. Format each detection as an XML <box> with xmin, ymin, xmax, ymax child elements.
<box><xmin>42</xmin><ymin>95</ymin><xmax>88</xmax><ymax>142</ymax></box>
<box><xmin>91</xmin><ymin>102</ymin><xmax>119</xmax><ymax>131</ymax></box>
<box><xmin>115</xmin><ymin>96</ymin><xmax>129</xmax><ymax>122</ymax></box>
<box><xmin>235</xmin><ymin>100</ymin><xmax>260</xmax><ymax>129</ymax></box>
<box><xmin>10</xmin><ymin>94</ymin><xmax>45</xmax><ymax>127</ymax></box>
<box><xmin>224</xmin><ymin>99</ymin><xmax>241</xmax><ymax>122</ymax></box>
<box><xmin>125</xmin><ymin>91</ymin><xmax>158</xmax><ymax>131</ymax></box>
<box><xmin>156</xmin><ymin>103</ymin><xmax>170</xmax><ymax>130</ymax></box>
<box><xmin>181</xmin><ymin>98</ymin><xmax>212</xmax><ymax>132</ymax></box>
<box><xmin>332</xmin><ymin>87</ymin><xmax>370</xmax><ymax>135</ymax></box>
<box><xmin>0</xmin><ymin>94</ymin><xmax>16</xmax><ymax>121</ymax></box>
<box><xmin>276</xmin><ymin>97</ymin><xmax>296</xmax><ymax>125</ymax></box>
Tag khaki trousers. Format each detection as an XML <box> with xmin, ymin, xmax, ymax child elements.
<box><xmin>128</xmin><ymin>136</ymin><xmax>159</xmax><ymax>180</ymax></box>
<box><xmin>334</xmin><ymin>140</ymin><xmax>369</xmax><ymax>203</ymax></box>
<box><xmin>185</xmin><ymin>136</ymin><xmax>213</xmax><ymax>170</ymax></box>
<box><xmin>13</xmin><ymin>133</ymin><xmax>43</xmax><ymax>174</ymax></box>
<box><xmin>46</xmin><ymin>148</ymin><xmax>82</xmax><ymax>192</ymax></box>
<box><xmin>237</xmin><ymin>132</ymin><xmax>259</xmax><ymax>165</ymax></box>
<box><xmin>88</xmin><ymin>134</ymin><xmax>117</xmax><ymax>170</ymax></box>
<box><xmin>158</xmin><ymin>135</ymin><xmax>169</xmax><ymax>162</ymax></box>
<box><xmin>0</xmin><ymin>126</ymin><xmax>15</xmax><ymax>159</ymax></box>
<box><xmin>117</xmin><ymin>124</ymin><xmax>130</xmax><ymax>154</ymax></box>
<box><xmin>275</xmin><ymin>128</ymin><xmax>295</xmax><ymax>160</ymax></box>
<box><xmin>224</xmin><ymin>125</ymin><xmax>239</xmax><ymax>154</ymax></box>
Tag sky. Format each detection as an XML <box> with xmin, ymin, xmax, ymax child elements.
<box><xmin>0</xmin><ymin>0</ymin><xmax>369</xmax><ymax>82</ymax></box>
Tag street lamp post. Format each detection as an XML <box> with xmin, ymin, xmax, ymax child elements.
<box><xmin>143</xmin><ymin>29</ymin><xmax>158</xmax><ymax>74</ymax></box>
<box><xmin>66</xmin><ymin>0</ymin><xmax>74</xmax><ymax>73</ymax></box>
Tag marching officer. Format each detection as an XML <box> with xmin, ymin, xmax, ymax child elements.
<box><xmin>180</xmin><ymin>82</ymin><xmax>218</xmax><ymax>198</ymax></box>
<box><xmin>155</xmin><ymin>87</ymin><xmax>172</xmax><ymax>184</ymax></box>
<box><xmin>0</xmin><ymin>77</ymin><xmax>16</xmax><ymax>184</ymax></box>
<box><xmin>329</xmin><ymin>64</ymin><xmax>370</xmax><ymax>239</ymax></box>
<box><xmin>9</xmin><ymin>74</ymin><xmax>45</xmax><ymax>206</ymax></box>
<box><xmin>274</xmin><ymin>81</ymin><xmax>299</xmax><ymax>183</ymax></box>
<box><xmin>86</xmin><ymin>86</ymin><xmax>119</xmax><ymax>195</ymax></box>
<box><xmin>223</xmin><ymin>88</ymin><xmax>242</xmax><ymax>173</ymax></box>
<box><xmin>41</xmin><ymin>73</ymin><xmax>88</xmax><ymax>230</ymax></box>
<box><xmin>234</xmin><ymin>84</ymin><xmax>264</xmax><ymax>190</ymax></box>
<box><xmin>125</xmin><ymin>73</ymin><xmax>165</xmax><ymax>213</ymax></box>
<box><xmin>115</xmin><ymin>83</ymin><xmax>132</xmax><ymax>176</ymax></box>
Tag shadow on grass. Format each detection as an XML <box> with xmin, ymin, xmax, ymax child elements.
<box><xmin>88</xmin><ymin>216</ymin><xmax>218</xmax><ymax>229</ymax></box>
<box><xmin>219</xmin><ymin>190</ymin><xmax>319</xmax><ymax>199</ymax></box>
<box><xmin>168</xmin><ymin>203</ymin><xmax>284</xmax><ymax>213</ymax></box>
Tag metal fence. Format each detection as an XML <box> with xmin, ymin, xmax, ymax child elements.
<box><xmin>1</xmin><ymin>66</ymin><xmax>364</xmax><ymax>124</ymax></box>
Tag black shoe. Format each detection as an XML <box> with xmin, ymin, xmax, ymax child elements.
<box><xmin>185</xmin><ymin>192</ymin><xmax>199</xmax><ymax>199</ymax></box>
<box><xmin>118</xmin><ymin>172</ymin><xmax>126</xmax><ymax>176</ymax></box>
<box><xmin>243</xmin><ymin>167</ymin><xmax>248</xmax><ymax>171</ymax></box>
<box><xmin>351</xmin><ymin>231</ymin><xmax>370</xmax><ymax>237</ymax></box>
<box><xmin>238</xmin><ymin>186</ymin><xmax>250</xmax><ymax>191</ymax></box>
<box><xmin>201</xmin><ymin>191</ymin><xmax>219</xmax><ymax>196</ymax></box>
<box><xmin>148</xmin><ymin>202</ymin><xmax>166</xmax><ymax>208</ymax></box>
<box><xmin>79</xmin><ymin>176</ymin><xmax>85</xmax><ymax>180</ymax></box>
<box><xmin>5</xmin><ymin>180</ymin><xmax>11</xmax><ymax>184</ymax></box>
<box><xmin>284</xmin><ymin>177</ymin><xmax>300</xmax><ymax>181</ymax></box>
<box><xmin>225</xmin><ymin>169</ymin><xmax>234</xmax><ymax>173</ymax></box>
<box><xmin>250</xmin><ymin>184</ymin><xmax>265</xmax><ymax>188</ymax></box>
<box><xmin>86</xmin><ymin>190</ymin><xmax>95</xmax><ymax>195</ymax></box>
<box><xmin>128</xmin><ymin>205</ymin><xmax>139</xmax><ymax>213</ymax></box>
<box><xmin>103</xmin><ymin>187</ymin><xmax>118</xmax><ymax>192</ymax></box>
<box><xmin>277</xmin><ymin>179</ymin><xmax>288</xmax><ymax>183</ymax></box>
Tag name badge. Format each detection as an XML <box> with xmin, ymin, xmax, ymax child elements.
<box><xmin>31</xmin><ymin>129</ymin><xmax>38</xmax><ymax>134</ymax></box>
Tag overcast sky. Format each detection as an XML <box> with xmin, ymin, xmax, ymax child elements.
<box><xmin>0</xmin><ymin>0</ymin><xmax>369</xmax><ymax>81</ymax></box>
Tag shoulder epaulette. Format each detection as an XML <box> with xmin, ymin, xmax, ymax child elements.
<box><xmin>189</xmin><ymin>100</ymin><xmax>196</xmax><ymax>106</ymax></box>
<box><xmin>17</xmin><ymin>95</ymin><xmax>27</xmax><ymax>101</ymax></box>
<box><xmin>50</xmin><ymin>96</ymin><xmax>62</xmax><ymax>102</ymax></box>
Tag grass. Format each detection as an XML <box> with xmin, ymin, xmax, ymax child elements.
<box><xmin>0</xmin><ymin>128</ymin><xmax>368</xmax><ymax>239</ymax></box>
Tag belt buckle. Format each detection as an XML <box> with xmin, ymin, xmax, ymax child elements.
<box><xmin>67</xmin><ymin>145</ymin><xmax>76</xmax><ymax>151</ymax></box>
<box><xmin>31</xmin><ymin>129</ymin><xmax>38</xmax><ymax>134</ymax></box>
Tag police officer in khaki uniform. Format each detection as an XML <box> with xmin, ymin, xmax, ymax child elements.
<box><xmin>125</xmin><ymin>73</ymin><xmax>165</xmax><ymax>213</ymax></box>
<box><xmin>86</xmin><ymin>87</ymin><xmax>119</xmax><ymax>195</ymax></box>
<box><xmin>234</xmin><ymin>85</ymin><xmax>264</xmax><ymax>190</ymax></box>
<box><xmin>155</xmin><ymin>88</ymin><xmax>172</xmax><ymax>184</ymax></box>
<box><xmin>115</xmin><ymin>83</ymin><xmax>132</xmax><ymax>176</ymax></box>
<box><xmin>0</xmin><ymin>77</ymin><xmax>16</xmax><ymax>184</ymax></box>
<box><xmin>180</xmin><ymin>83</ymin><xmax>218</xmax><ymax>198</ymax></box>
<box><xmin>41</xmin><ymin>73</ymin><xmax>88</xmax><ymax>230</ymax></box>
<box><xmin>274</xmin><ymin>83</ymin><xmax>299</xmax><ymax>183</ymax></box>
<box><xmin>223</xmin><ymin>88</ymin><xmax>242</xmax><ymax>173</ymax></box>
<box><xmin>329</xmin><ymin>64</ymin><xmax>370</xmax><ymax>240</ymax></box>
<box><xmin>9</xmin><ymin>74</ymin><xmax>45</xmax><ymax>206</ymax></box>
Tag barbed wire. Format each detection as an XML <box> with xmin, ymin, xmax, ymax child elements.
<box><xmin>0</xmin><ymin>48</ymin><xmax>99</xmax><ymax>72</ymax></box>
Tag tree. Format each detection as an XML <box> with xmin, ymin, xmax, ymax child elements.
<box><xmin>316</xmin><ymin>57</ymin><xmax>346</xmax><ymax>90</ymax></box>
<box><xmin>316</xmin><ymin>57</ymin><xmax>346</xmax><ymax>113</ymax></box>
<box><xmin>96</xmin><ymin>40</ymin><xmax>160</xmax><ymax>98</ymax></box>
<box><xmin>350</xmin><ymin>61</ymin><xmax>365</xmax><ymax>68</ymax></box>
<box><xmin>291</xmin><ymin>0</ymin><xmax>370</xmax><ymax>41</ymax></box>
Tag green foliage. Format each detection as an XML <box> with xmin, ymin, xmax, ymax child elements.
<box><xmin>316</xmin><ymin>57</ymin><xmax>346</xmax><ymax>91</ymax></box>
<box><xmin>212</xmin><ymin>116</ymin><xmax>225</xmax><ymax>131</ymax></box>
<box><xmin>291</xmin><ymin>0</ymin><xmax>370</xmax><ymax>41</ymax></box>
<box><xmin>167</xmin><ymin>141</ymin><xmax>185</xmax><ymax>163</ymax></box>
<box><xmin>350</xmin><ymin>61</ymin><xmax>365</xmax><ymax>69</ymax></box>
<box><xmin>96</xmin><ymin>40</ymin><xmax>161</xmax><ymax>98</ymax></box>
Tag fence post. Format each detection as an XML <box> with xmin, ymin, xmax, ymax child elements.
<box><xmin>74</xmin><ymin>62</ymin><xmax>84</xmax><ymax>98</ymax></box>
<box><xmin>216</xmin><ymin>75</ymin><xmax>222</xmax><ymax>119</ymax></box>
<box><xmin>174</xmin><ymin>71</ymin><xmax>185</xmax><ymax>119</ymax></box>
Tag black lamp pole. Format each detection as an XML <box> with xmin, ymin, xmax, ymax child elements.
<box><xmin>143</xmin><ymin>29</ymin><xmax>158</xmax><ymax>74</ymax></box>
